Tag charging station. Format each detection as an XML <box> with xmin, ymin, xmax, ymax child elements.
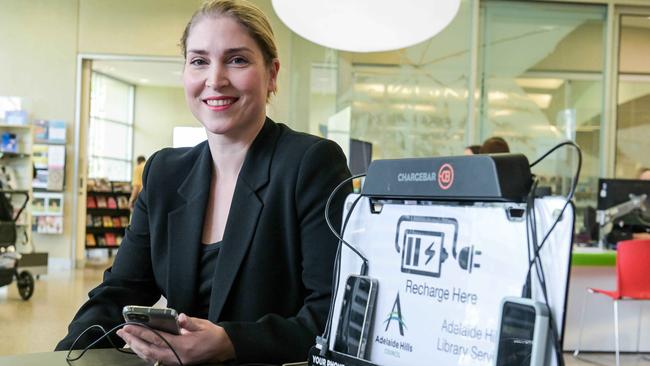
<box><xmin>310</xmin><ymin>154</ymin><xmax>575</xmax><ymax>366</ymax></box>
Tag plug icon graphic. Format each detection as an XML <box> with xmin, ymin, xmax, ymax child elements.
<box><xmin>457</xmin><ymin>245</ymin><xmax>481</xmax><ymax>273</ymax></box>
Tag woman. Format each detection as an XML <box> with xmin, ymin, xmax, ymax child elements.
<box><xmin>56</xmin><ymin>1</ymin><xmax>351</xmax><ymax>364</ymax></box>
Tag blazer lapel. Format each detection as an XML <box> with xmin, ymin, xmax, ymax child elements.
<box><xmin>166</xmin><ymin>142</ymin><xmax>212</xmax><ymax>314</ymax></box>
<box><xmin>208</xmin><ymin>119</ymin><xmax>280</xmax><ymax>321</ymax></box>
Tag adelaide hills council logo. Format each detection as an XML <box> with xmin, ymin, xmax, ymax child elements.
<box><xmin>384</xmin><ymin>293</ymin><xmax>407</xmax><ymax>336</ymax></box>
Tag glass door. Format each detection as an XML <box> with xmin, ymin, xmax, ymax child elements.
<box><xmin>615</xmin><ymin>12</ymin><xmax>650</xmax><ymax>179</ymax></box>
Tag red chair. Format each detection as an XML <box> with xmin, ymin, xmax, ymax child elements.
<box><xmin>573</xmin><ymin>239</ymin><xmax>650</xmax><ymax>366</ymax></box>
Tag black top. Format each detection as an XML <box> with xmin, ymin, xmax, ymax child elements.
<box><xmin>196</xmin><ymin>241</ymin><xmax>223</xmax><ymax>319</ymax></box>
<box><xmin>56</xmin><ymin>118</ymin><xmax>352</xmax><ymax>364</ymax></box>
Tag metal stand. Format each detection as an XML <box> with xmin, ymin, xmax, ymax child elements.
<box><xmin>597</xmin><ymin>194</ymin><xmax>647</xmax><ymax>249</ymax></box>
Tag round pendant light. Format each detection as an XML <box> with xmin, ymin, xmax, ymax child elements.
<box><xmin>271</xmin><ymin>0</ymin><xmax>461</xmax><ymax>52</ymax></box>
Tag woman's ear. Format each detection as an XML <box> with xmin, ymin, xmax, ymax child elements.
<box><xmin>268</xmin><ymin>58</ymin><xmax>280</xmax><ymax>94</ymax></box>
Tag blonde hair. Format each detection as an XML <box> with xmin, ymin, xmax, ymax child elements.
<box><xmin>180</xmin><ymin>0</ymin><xmax>278</xmax><ymax>67</ymax></box>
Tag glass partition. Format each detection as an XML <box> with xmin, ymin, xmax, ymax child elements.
<box><xmin>478</xmin><ymin>1</ymin><xmax>606</xmax><ymax>209</ymax></box>
<box><xmin>615</xmin><ymin>15</ymin><xmax>650</xmax><ymax>179</ymax></box>
<box><xmin>285</xmin><ymin>0</ymin><xmax>612</xmax><ymax>225</ymax></box>
<box><xmin>288</xmin><ymin>0</ymin><xmax>474</xmax><ymax>160</ymax></box>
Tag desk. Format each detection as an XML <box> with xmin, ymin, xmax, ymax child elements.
<box><xmin>0</xmin><ymin>348</ymin><xmax>148</xmax><ymax>366</ymax></box>
<box><xmin>564</xmin><ymin>247</ymin><xmax>650</xmax><ymax>352</ymax></box>
<box><xmin>0</xmin><ymin>349</ymin><xmax>306</xmax><ymax>366</ymax></box>
<box><xmin>571</xmin><ymin>246</ymin><xmax>616</xmax><ymax>266</ymax></box>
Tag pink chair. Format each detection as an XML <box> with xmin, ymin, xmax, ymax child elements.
<box><xmin>573</xmin><ymin>239</ymin><xmax>650</xmax><ymax>366</ymax></box>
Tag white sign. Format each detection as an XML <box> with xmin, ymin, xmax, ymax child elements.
<box><xmin>329</xmin><ymin>195</ymin><xmax>573</xmax><ymax>366</ymax></box>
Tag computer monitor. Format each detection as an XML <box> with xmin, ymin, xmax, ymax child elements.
<box><xmin>597</xmin><ymin>178</ymin><xmax>650</xmax><ymax>233</ymax></box>
<box><xmin>349</xmin><ymin>139</ymin><xmax>372</xmax><ymax>175</ymax></box>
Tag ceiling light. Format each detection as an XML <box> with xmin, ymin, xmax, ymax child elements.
<box><xmin>527</xmin><ymin>93</ymin><xmax>552</xmax><ymax>109</ymax></box>
<box><xmin>515</xmin><ymin>78</ymin><xmax>564</xmax><ymax>90</ymax></box>
<box><xmin>272</xmin><ymin>0</ymin><xmax>461</xmax><ymax>52</ymax></box>
<box><xmin>488</xmin><ymin>91</ymin><xmax>509</xmax><ymax>101</ymax></box>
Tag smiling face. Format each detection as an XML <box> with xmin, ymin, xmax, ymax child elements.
<box><xmin>182</xmin><ymin>15</ymin><xmax>279</xmax><ymax>140</ymax></box>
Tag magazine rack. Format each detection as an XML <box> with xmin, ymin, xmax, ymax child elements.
<box><xmin>309</xmin><ymin>155</ymin><xmax>574</xmax><ymax>366</ymax></box>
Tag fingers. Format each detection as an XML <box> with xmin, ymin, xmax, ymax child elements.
<box><xmin>178</xmin><ymin>313</ymin><xmax>201</xmax><ymax>332</ymax></box>
<box><xmin>121</xmin><ymin>325</ymin><xmax>175</xmax><ymax>348</ymax></box>
<box><xmin>117</xmin><ymin>328</ymin><xmax>180</xmax><ymax>365</ymax></box>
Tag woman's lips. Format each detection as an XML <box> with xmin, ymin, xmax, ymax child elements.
<box><xmin>203</xmin><ymin>97</ymin><xmax>238</xmax><ymax>111</ymax></box>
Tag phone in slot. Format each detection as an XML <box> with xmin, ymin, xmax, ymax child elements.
<box><xmin>333</xmin><ymin>275</ymin><xmax>378</xmax><ymax>359</ymax></box>
<box><xmin>494</xmin><ymin>297</ymin><xmax>549</xmax><ymax>366</ymax></box>
<box><xmin>122</xmin><ymin>306</ymin><xmax>181</xmax><ymax>335</ymax></box>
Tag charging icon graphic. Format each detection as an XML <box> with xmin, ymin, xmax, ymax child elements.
<box><xmin>395</xmin><ymin>216</ymin><xmax>481</xmax><ymax>277</ymax></box>
<box><xmin>401</xmin><ymin>229</ymin><xmax>447</xmax><ymax>278</ymax></box>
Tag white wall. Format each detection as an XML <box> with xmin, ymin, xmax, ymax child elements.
<box><xmin>133</xmin><ymin>86</ymin><xmax>197</xmax><ymax>160</ymax></box>
<box><xmin>0</xmin><ymin>0</ymin><xmax>79</xmax><ymax>260</ymax></box>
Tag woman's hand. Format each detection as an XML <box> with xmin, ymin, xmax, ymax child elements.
<box><xmin>116</xmin><ymin>313</ymin><xmax>235</xmax><ymax>365</ymax></box>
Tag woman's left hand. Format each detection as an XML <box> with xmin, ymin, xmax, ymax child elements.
<box><xmin>116</xmin><ymin>313</ymin><xmax>235</xmax><ymax>365</ymax></box>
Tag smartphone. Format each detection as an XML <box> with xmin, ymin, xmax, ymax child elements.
<box><xmin>494</xmin><ymin>297</ymin><xmax>549</xmax><ymax>366</ymax></box>
<box><xmin>122</xmin><ymin>306</ymin><xmax>181</xmax><ymax>335</ymax></box>
<box><xmin>333</xmin><ymin>275</ymin><xmax>379</xmax><ymax>359</ymax></box>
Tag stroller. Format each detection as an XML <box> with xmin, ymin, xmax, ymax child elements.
<box><xmin>0</xmin><ymin>190</ymin><xmax>34</xmax><ymax>300</ymax></box>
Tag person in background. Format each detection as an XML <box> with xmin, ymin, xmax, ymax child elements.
<box><xmin>56</xmin><ymin>1</ymin><xmax>351</xmax><ymax>365</ymax></box>
<box><xmin>638</xmin><ymin>167</ymin><xmax>650</xmax><ymax>181</ymax></box>
<box><xmin>128</xmin><ymin>155</ymin><xmax>146</xmax><ymax>210</ymax></box>
<box><xmin>464</xmin><ymin>144</ymin><xmax>481</xmax><ymax>155</ymax></box>
<box><xmin>479</xmin><ymin>136</ymin><xmax>510</xmax><ymax>154</ymax></box>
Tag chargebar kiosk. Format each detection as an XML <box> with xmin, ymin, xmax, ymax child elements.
<box><xmin>309</xmin><ymin>154</ymin><xmax>574</xmax><ymax>366</ymax></box>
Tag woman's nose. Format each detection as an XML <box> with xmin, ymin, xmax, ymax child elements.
<box><xmin>205</xmin><ymin>65</ymin><xmax>228</xmax><ymax>89</ymax></box>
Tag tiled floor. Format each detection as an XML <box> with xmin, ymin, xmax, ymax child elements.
<box><xmin>0</xmin><ymin>261</ymin><xmax>106</xmax><ymax>355</ymax></box>
<box><xmin>1</xmin><ymin>262</ymin><xmax>649</xmax><ymax>364</ymax></box>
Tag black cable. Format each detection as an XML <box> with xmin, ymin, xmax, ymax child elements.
<box><xmin>324</xmin><ymin>173</ymin><xmax>369</xmax><ymax>274</ymax></box>
<box><xmin>65</xmin><ymin>324</ymin><xmax>134</xmax><ymax>361</ymax></box>
<box><xmin>522</xmin><ymin>179</ymin><xmax>539</xmax><ymax>299</ymax></box>
<box><xmin>523</xmin><ymin>140</ymin><xmax>581</xmax><ymax>366</ymax></box>
<box><xmin>525</xmin><ymin>141</ymin><xmax>581</xmax><ymax>284</ymax></box>
<box><xmin>66</xmin><ymin>322</ymin><xmax>184</xmax><ymax>365</ymax></box>
<box><xmin>527</xmin><ymin>189</ymin><xmax>565</xmax><ymax>366</ymax></box>
<box><xmin>320</xmin><ymin>191</ymin><xmax>364</xmax><ymax>354</ymax></box>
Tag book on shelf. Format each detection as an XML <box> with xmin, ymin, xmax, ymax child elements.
<box><xmin>117</xmin><ymin>196</ymin><xmax>129</xmax><ymax>209</ymax></box>
<box><xmin>92</xmin><ymin>216</ymin><xmax>102</xmax><ymax>227</ymax></box>
<box><xmin>87</xmin><ymin>178</ymin><xmax>97</xmax><ymax>192</ymax></box>
<box><xmin>33</xmin><ymin>170</ymin><xmax>48</xmax><ymax>189</ymax></box>
<box><xmin>107</xmin><ymin>196</ymin><xmax>117</xmax><ymax>209</ymax></box>
<box><xmin>112</xmin><ymin>181</ymin><xmax>131</xmax><ymax>193</ymax></box>
<box><xmin>96</xmin><ymin>195</ymin><xmax>107</xmax><ymax>208</ymax></box>
<box><xmin>47</xmin><ymin>167</ymin><xmax>64</xmax><ymax>191</ymax></box>
<box><xmin>35</xmin><ymin>216</ymin><xmax>63</xmax><ymax>234</ymax></box>
<box><xmin>87</xmin><ymin>196</ymin><xmax>97</xmax><ymax>208</ymax></box>
<box><xmin>33</xmin><ymin>120</ymin><xmax>48</xmax><ymax>141</ymax></box>
<box><xmin>112</xmin><ymin>217</ymin><xmax>122</xmax><ymax>228</ymax></box>
<box><xmin>33</xmin><ymin>144</ymin><xmax>48</xmax><ymax>169</ymax></box>
<box><xmin>86</xmin><ymin>214</ymin><xmax>92</xmax><ymax>227</ymax></box>
<box><xmin>102</xmin><ymin>216</ymin><xmax>113</xmax><ymax>227</ymax></box>
<box><xmin>86</xmin><ymin>233</ymin><xmax>96</xmax><ymax>246</ymax></box>
<box><xmin>120</xmin><ymin>216</ymin><xmax>130</xmax><ymax>227</ymax></box>
<box><xmin>97</xmin><ymin>235</ymin><xmax>106</xmax><ymax>246</ymax></box>
<box><xmin>105</xmin><ymin>233</ymin><xmax>117</xmax><ymax>246</ymax></box>
<box><xmin>95</xmin><ymin>178</ymin><xmax>111</xmax><ymax>192</ymax></box>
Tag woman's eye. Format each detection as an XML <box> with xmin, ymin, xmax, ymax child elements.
<box><xmin>189</xmin><ymin>58</ymin><xmax>207</xmax><ymax>66</ymax></box>
<box><xmin>229</xmin><ymin>56</ymin><xmax>248</xmax><ymax>65</ymax></box>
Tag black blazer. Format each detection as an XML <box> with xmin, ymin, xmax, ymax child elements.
<box><xmin>56</xmin><ymin>119</ymin><xmax>352</xmax><ymax>364</ymax></box>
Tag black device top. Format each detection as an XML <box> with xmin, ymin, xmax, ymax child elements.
<box><xmin>597</xmin><ymin>178</ymin><xmax>650</xmax><ymax>229</ymax></box>
<box><xmin>361</xmin><ymin>154</ymin><xmax>532</xmax><ymax>202</ymax></box>
<box><xmin>597</xmin><ymin>178</ymin><xmax>650</xmax><ymax>210</ymax></box>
